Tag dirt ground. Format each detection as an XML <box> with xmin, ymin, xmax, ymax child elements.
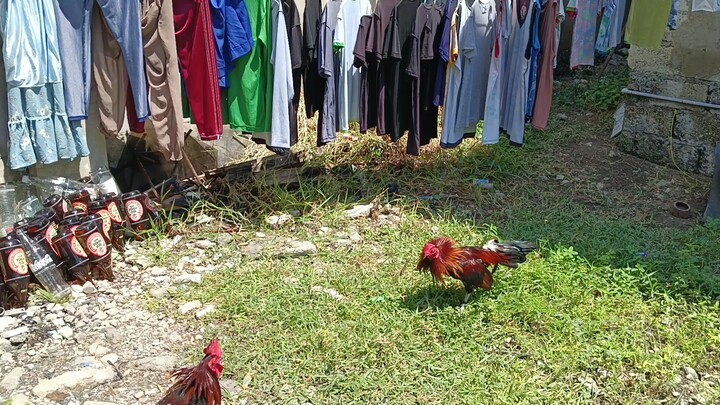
<box><xmin>544</xmin><ymin>109</ymin><xmax>710</xmax><ymax>229</ymax></box>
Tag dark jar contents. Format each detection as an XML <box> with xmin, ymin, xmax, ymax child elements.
<box><xmin>62</xmin><ymin>208</ymin><xmax>87</xmax><ymax>226</ymax></box>
<box><xmin>27</xmin><ymin>215</ymin><xmax>66</xmax><ymax>276</ymax></box>
<box><xmin>82</xmin><ymin>214</ymin><xmax>111</xmax><ymax>246</ymax></box>
<box><xmin>102</xmin><ymin>193</ymin><xmax>127</xmax><ymax>251</ymax></box>
<box><xmin>13</xmin><ymin>218</ymin><xmax>30</xmax><ymax>233</ymax></box>
<box><xmin>87</xmin><ymin>200</ymin><xmax>113</xmax><ymax>242</ymax></box>
<box><xmin>52</xmin><ymin>227</ymin><xmax>90</xmax><ymax>285</ymax></box>
<box><xmin>121</xmin><ymin>191</ymin><xmax>153</xmax><ymax>239</ymax></box>
<box><xmin>67</xmin><ymin>189</ymin><xmax>92</xmax><ymax>212</ymax></box>
<box><xmin>0</xmin><ymin>266</ymin><xmax>6</xmax><ymax>311</ymax></box>
<box><xmin>74</xmin><ymin>221</ymin><xmax>113</xmax><ymax>281</ymax></box>
<box><xmin>0</xmin><ymin>232</ymin><xmax>30</xmax><ymax>309</ymax></box>
<box><xmin>43</xmin><ymin>194</ymin><xmax>71</xmax><ymax>219</ymax></box>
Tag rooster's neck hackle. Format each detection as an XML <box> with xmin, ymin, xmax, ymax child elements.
<box><xmin>417</xmin><ymin>237</ymin><xmax>465</xmax><ymax>283</ymax></box>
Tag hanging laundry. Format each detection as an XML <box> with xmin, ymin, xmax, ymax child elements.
<box><xmin>303</xmin><ymin>0</ymin><xmax>324</xmax><ymax>119</ymax></box>
<box><xmin>570</xmin><ymin>0</ymin><xmax>600</xmax><ymax>69</ymax></box>
<box><xmin>625</xmin><ymin>0</ymin><xmax>672</xmax><ymax>48</ymax></box>
<box><xmin>441</xmin><ymin>0</ymin><xmax>473</xmax><ymax>148</ymax></box>
<box><xmin>122</xmin><ymin>0</ymin><xmax>186</xmax><ymax>161</ymax></box>
<box><xmin>209</xmin><ymin>0</ymin><xmax>254</xmax><ymax>89</ymax></box>
<box><xmin>595</xmin><ymin>0</ymin><xmax>627</xmax><ymax>55</ymax></box>
<box><xmin>334</xmin><ymin>0</ymin><xmax>373</xmax><ymax>132</ymax></box>
<box><xmin>174</xmin><ymin>0</ymin><xmax>224</xmax><ymax>140</ymax></box>
<box><xmin>668</xmin><ymin>0</ymin><xmax>679</xmax><ymax>29</ymax></box>
<box><xmin>482</xmin><ymin>0</ymin><xmax>512</xmax><ymax>146</ymax></box>
<box><xmin>353</xmin><ymin>14</ymin><xmax>376</xmax><ymax>134</ymax></box>
<box><xmin>455</xmin><ymin>0</ymin><xmax>497</xmax><ymax>134</ymax></box>
<box><xmin>404</xmin><ymin>2</ymin><xmax>443</xmax><ymax>155</ymax></box>
<box><xmin>692</xmin><ymin>0</ymin><xmax>720</xmax><ymax>12</ymax></box>
<box><xmin>532</xmin><ymin>0</ymin><xmax>560</xmax><ymax>131</ymax></box>
<box><xmin>553</xmin><ymin>0</ymin><xmax>565</xmax><ymax>69</ymax></box>
<box><xmin>226</xmin><ymin>0</ymin><xmax>272</xmax><ymax>134</ymax></box>
<box><xmin>366</xmin><ymin>0</ymin><xmax>403</xmax><ymax>136</ymax></box>
<box><xmin>499</xmin><ymin>0</ymin><xmax>540</xmax><ymax>146</ymax></box>
<box><xmin>385</xmin><ymin>0</ymin><xmax>421</xmax><ymax>142</ymax></box>
<box><xmin>432</xmin><ymin>0</ymin><xmax>457</xmax><ymax>107</ymax></box>
<box><xmin>268</xmin><ymin>0</ymin><xmax>294</xmax><ymax>153</ymax></box>
<box><xmin>0</xmin><ymin>0</ymin><xmax>89</xmax><ymax>170</ymax></box>
<box><xmin>282</xmin><ymin>0</ymin><xmax>303</xmax><ymax>149</ymax></box>
<box><xmin>526</xmin><ymin>0</ymin><xmax>543</xmax><ymax>123</ymax></box>
<box><xmin>317</xmin><ymin>0</ymin><xmax>343</xmax><ymax>145</ymax></box>
<box><xmin>54</xmin><ymin>0</ymin><xmax>149</xmax><ymax>131</ymax></box>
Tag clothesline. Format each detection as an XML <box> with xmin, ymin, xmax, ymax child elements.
<box><xmin>0</xmin><ymin>0</ymin><xmax>686</xmax><ymax>173</ymax></box>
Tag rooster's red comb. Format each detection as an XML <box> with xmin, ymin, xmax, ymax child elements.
<box><xmin>204</xmin><ymin>339</ymin><xmax>223</xmax><ymax>358</ymax></box>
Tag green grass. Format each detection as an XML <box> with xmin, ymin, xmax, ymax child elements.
<box><xmin>150</xmin><ymin>72</ymin><xmax>720</xmax><ymax>404</ymax></box>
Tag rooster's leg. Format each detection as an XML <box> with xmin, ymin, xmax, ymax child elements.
<box><xmin>460</xmin><ymin>286</ymin><xmax>475</xmax><ymax>311</ymax></box>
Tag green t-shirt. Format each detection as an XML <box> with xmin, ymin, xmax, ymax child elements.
<box><xmin>625</xmin><ymin>0</ymin><xmax>672</xmax><ymax>49</ymax></box>
<box><xmin>226</xmin><ymin>0</ymin><xmax>273</xmax><ymax>133</ymax></box>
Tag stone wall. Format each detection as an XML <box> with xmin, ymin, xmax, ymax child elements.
<box><xmin>619</xmin><ymin>1</ymin><xmax>720</xmax><ymax>176</ymax></box>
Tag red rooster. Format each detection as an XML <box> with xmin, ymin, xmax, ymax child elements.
<box><xmin>416</xmin><ymin>237</ymin><xmax>538</xmax><ymax>307</ymax></box>
<box><xmin>156</xmin><ymin>339</ymin><xmax>224</xmax><ymax>405</ymax></box>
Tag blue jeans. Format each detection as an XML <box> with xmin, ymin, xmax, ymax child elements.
<box><xmin>53</xmin><ymin>0</ymin><xmax>149</xmax><ymax>122</ymax></box>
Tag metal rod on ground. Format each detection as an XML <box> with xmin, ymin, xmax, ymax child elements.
<box><xmin>622</xmin><ymin>88</ymin><xmax>720</xmax><ymax>109</ymax></box>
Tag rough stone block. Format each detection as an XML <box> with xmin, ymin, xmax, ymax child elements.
<box><xmin>628</xmin><ymin>47</ymin><xmax>678</xmax><ymax>76</ymax></box>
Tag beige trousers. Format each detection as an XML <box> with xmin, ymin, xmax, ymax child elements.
<box><xmin>92</xmin><ymin>0</ymin><xmax>184</xmax><ymax>161</ymax></box>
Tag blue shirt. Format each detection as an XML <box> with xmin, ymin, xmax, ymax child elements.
<box><xmin>210</xmin><ymin>0</ymin><xmax>254</xmax><ymax>88</ymax></box>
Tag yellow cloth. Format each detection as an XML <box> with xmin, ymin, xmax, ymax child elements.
<box><xmin>625</xmin><ymin>0</ymin><xmax>673</xmax><ymax>48</ymax></box>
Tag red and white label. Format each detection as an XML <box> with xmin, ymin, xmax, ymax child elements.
<box><xmin>125</xmin><ymin>200</ymin><xmax>144</xmax><ymax>222</ymax></box>
<box><xmin>45</xmin><ymin>224</ymin><xmax>60</xmax><ymax>256</ymax></box>
<box><xmin>62</xmin><ymin>199</ymin><xmax>70</xmax><ymax>214</ymax></box>
<box><xmin>72</xmin><ymin>201</ymin><xmax>88</xmax><ymax>212</ymax></box>
<box><xmin>97</xmin><ymin>209</ymin><xmax>112</xmax><ymax>237</ymax></box>
<box><xmin>70</xmin><ymin>226</ymin><xmax>88</xmax><ymax>258</ymax></box>
<box><xmin>8</xmin><ymin>248</ymin><xmax>28</xmax><ymax>275</ymax></box>
<box><xmin>108</xmin><ymin>202</ymin><xmax>123</xmax><ymax>224</ymax></box>
<box><xmin>85</xmin><ymin>232</ymin><xmax>108</xmax><ymax>257</ymax></box>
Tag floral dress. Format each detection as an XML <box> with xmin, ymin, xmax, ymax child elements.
<box><xmin>0</xmin><ymin>0</ymin><xmax>89</xmax><ymax>170</ymax></box>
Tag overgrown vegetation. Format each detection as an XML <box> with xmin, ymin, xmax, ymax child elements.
<box><xmin>150</xmin><ymin>69</ymin><xmax>719</xmax><ymax>404</ymax></box>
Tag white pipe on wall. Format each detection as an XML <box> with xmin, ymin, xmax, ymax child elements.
<box><xmin>621</xmin><ymin>88</ymin><xmax>720</xmax><ymax>110</ymax></box>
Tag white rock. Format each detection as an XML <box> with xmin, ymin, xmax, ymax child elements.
<box><xmin>0</xmin><ymin>316</ymin><xmax>18</xmax><ymax>333</ymax></box>
<box><xmin>56</xmin><ymin>326</ymin><xmax>73</xmax><ymax>339</ymax></box>
<box><xmin>82</xmin><ymin>282</ymin><xmax>98</xmax><ymax>294</ymax></box>
<box><xmin>311</xmin><ymin>286</ymin><xmax>346</xmax><ymax>301</ymax></box>
<box><xmin>150</xmin><ymin>287</ymin><xmax>168</xmax><ymax>298</ymax></box>
<box><xmin>9</xmin><ymin>394</ymin><xmax>32</xmax><ymax>405</ymax></box>
<box><xmin>195</xmin><ymin>240</ymin><xmax>216</xmax><ymax>249</ymax></box>
<box><xmin>130</xmin><ymin>355</ymin><xmax>178</xmax><ymax>371</ymax></box>
<box><xmin>345</xmin><ymin>203</ymin><xmax>373</xmax><ymax>218</ymax></box>
<box><xmin>278</xmin><ymin>241</ymin><xmax>317</xmax><ymax>257</ymax></box>
<box><xmin>265</xmin><ymin>213</ymin><xmax>293</xmax><ymax>228</ymax></box>
<box><xmin>1</xmin><ymin>326</ymin><xmax>29</xmax><ymax>339</ymax></box>
<box><xmin>102</xmin><ymin>353</ymin><xmax>120</xmax><ymax>365</ymax></box>
<box><xmin>148</xmin><ymin>266</ymin><xmax>167</xmax><ymax>276</ymax></box>
<box><xmin>195</xmin><ymin>305</ymin><xmax>216</xmax><ymax>319</ymax></box>
<box><xmin>32</xmin><ymin>363</ymin><xmax>116</xmax><ymax>397</ymax></box>
<box><xmin>179</xmin><ymin>301</ymin><xmax>202</xmax><ymax>314</ymax></box>
<box><xmin>1</xmin><ymin>352</ymin><xmax>14</xmax><ymax>363</ymax></box>
<box><xmin>0</xmin><ymin>366</ymin><xmax>24</xmax><ymax>393</ymax></box>
<box><xmin>174</xmin><ymin>273</ymin><xmax>202</xmax><ymax>284</ymax></box>
<box><xmin>71</xmin><ymin>284</ymin><xmax>85</xmax><ymax>293</ymax></box>
<box><xmin>83</xmin><ymin>402</ymin><xmax>120</xmax><ymax>405</ymax></box>
<box><xmin>89</xmin><ymin>343</ymin><xmax>111</xmax><ymax>357</ymax></box>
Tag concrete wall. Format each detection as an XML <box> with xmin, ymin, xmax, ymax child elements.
<box><xmin>619</xmin><ymin>1</ymin><xmax>720</xmax><ymax>176</ymax></box>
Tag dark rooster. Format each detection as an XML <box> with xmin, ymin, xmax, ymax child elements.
<box><xmin>156</xmin><ymin>339</ymin><xmax>224</xmax><ymax>405</ymax></box>
<box><xmin>416</xmin><ymin>237</ymin><xmax>538</xmax><ymax>307</ymax></box>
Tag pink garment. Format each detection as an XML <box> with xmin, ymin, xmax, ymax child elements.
<box><xmin>570</xmin><ymin>0</ymin><xmax>600</xmax><ymax>69</ymax></box>
<box><xmin>532</xmin><ymin>0</ymin><xmax>558</xmax><ymax>131</ymax></box>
